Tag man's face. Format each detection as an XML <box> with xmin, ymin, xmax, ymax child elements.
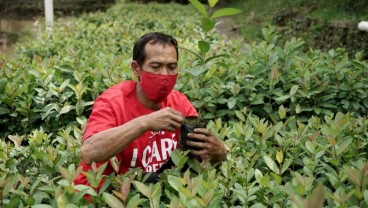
<box><xmin>139</xmin><ymin>42</ymin><xmax>178</xmax><ymax>75</ymax></box>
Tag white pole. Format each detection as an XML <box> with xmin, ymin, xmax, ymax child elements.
<box><xmin>44</xmin><ymin>0</ymin><xmax>54</xmax><ymax>33</ymax></box>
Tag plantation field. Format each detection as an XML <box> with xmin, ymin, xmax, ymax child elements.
<box><xmin>0</xmin><ymin>0</ymin><xmax>367</xmax><ymax>207</ymax></box>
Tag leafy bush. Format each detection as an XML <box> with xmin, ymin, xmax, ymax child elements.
<box><xmin>0</xmin><ymin>0</ymin><xmax>116</xmax><ymax>15</ymax></box>
<box><xmin>0</xmin><ymin>0</ymin><xmax>367</xmax><ymax>207</ymax></box>
<box><xmin>179</xmin><ymin>27</ymin><xmax>368</xmax><ymax>122</ymax></box>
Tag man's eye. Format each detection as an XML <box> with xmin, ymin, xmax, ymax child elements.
<box><xmin>169</xmin><ymin>65</ymin><xmax>177</xmax><ymax>70</ymax></box>
<box><xmin>151</xmin><ymin>66</ymin><xmax>160</xmax><ymax>69</ymax></box>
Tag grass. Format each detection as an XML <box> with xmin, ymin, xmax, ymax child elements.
<box><xmin>308</xmin><ymin>0</ymin><xmax>367</xmax><ymax>21</ymax></box>
<box><xmin>228</xmin><ymin>0</ymin><xmax>284</xmax><ymax>41</ymax></box>
<box><xmin>228</xmin><ymin>0</ymin><xmax>368</xmax><ymax>41</ymax></box>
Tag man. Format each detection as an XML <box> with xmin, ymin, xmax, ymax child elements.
<box><xmin>74</xmin><ymin>32</ymin><xmax>226</xmax><ymax>189</ymax></box>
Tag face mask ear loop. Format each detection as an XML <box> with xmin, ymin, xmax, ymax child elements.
<box><xmin>137</xmin><ymin>64</ymin><xmax>143</xmax><ymax>82</ymax></box>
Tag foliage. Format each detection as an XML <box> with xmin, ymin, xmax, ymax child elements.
<box><xmin>0</xmin><ymin>0</ymin><xmax>367</xmax><ymax>207</ymax></box>
<box><xmin>0</xmin><ymin>0</ymin><xmax>116</xmax><ymax>15</ymax></box>
<box><xmin>125</xmin><ymin>0</ymin><xmax>208</xmax><ymax>4</ymax></box>
<box><xmin>229</xmin><ymin>0</ymin><xmax>368</xmax><ymax>59</ymax></box>
<box><xmin>179</xmin><ymin>26</ymin><xmax>368</xmax><ymax>122</ymax></box>
<box><xmin>1</xmin><ymin>112</ymin><xmax>367</xmax><ymax>207</ymax></box>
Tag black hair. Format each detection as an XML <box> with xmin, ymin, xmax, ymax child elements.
<box><xmin>133</xmin><ymin>32</ymin><xmax>179</xmax><ymax>66</ymax></box>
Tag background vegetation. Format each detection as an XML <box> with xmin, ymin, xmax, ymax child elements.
<box><xmin>0</xmin><ymin>0</ymin><xmax>116</xmax><ymax>15</ymax></box>
<box><xmin>0</xmin><ymin>0</ymin><xmax>367</xmax><ymax>207</ymax></box>
<box><xmin>229</xmin><ymin>0</ymin><xmax>368</xmax><ymax>59</ymax></box>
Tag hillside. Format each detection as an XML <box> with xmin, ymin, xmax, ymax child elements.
<box><xmin>228</xmin><ymin>0</ymin><xmax>368</xmax><ymax>58</ymax></box>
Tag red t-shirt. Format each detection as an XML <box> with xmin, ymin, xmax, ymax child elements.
<box><xmin>74</xmin><ymin>80</ymin><xmax>197</xmax><ymax>187</ymax></box>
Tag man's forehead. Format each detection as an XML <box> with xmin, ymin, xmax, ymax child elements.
<box><xmin>146</xmin><ymin>40</ymin><xmax>174</xmax><ymax>48</ymax></box>
<box><xmin>144</xmin><ymin>42</ymin><xmax>177</xmax><ymax>61</ymax></box>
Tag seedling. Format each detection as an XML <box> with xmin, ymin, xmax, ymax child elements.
<box><xmin>180</xmin><ymin>116</ymin><xmax>207</xmax><ymax>151</ymax></box>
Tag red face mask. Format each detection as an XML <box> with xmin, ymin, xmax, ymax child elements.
<box><xmin>140</xmin><ymin>70</ymin><xmax>178</xmax><ymax>103</ymax></box>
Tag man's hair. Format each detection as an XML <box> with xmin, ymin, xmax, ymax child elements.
<box><xmin>133</xmin><ymin>32</ymin><xmax>179</xmax><ymax>66</ymax></box>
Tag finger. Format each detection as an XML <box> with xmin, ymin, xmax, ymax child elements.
<box><xmin>166</xmin><ymin>107</ymin><xmax>184</xmax><ymax>118</ymax></box>
<box><xmin>188</xmin><ymin>132</ymin><xmax>215</xmax><ymax>144</ymax></box>
<box><xmin>165</xmin><ymin>108</ymin><xmax>185</xmax><ymax>123</ymax></box>
<box><xmin>190</xmin><ymin>148</ymin><xmax>210</xmax><ymax>156</ymax></box>
<box><xmin>168</xmin><ymin>119</ymin><xmax>182</xmax><ymax>129</ymax></box>
<box><xmin>187</xmin><ymin>140</ymin><xmax>212</xmax><ymax>150</ymax></box>
<box><xmin>165</xmin><ymin>124</ymin><xmax>176</xmax><ymax>132</ymax></box>
<box><xmin>187</xmin><ymin>132</ymin><xmax>208</xmax><ymax>142</ymax></box>
<box><xmin>193</xmin><ymin>128</ymin><xmax>211</xmax><ymax>136</ymax></box>
<box><xmin>171</xmin><ymin>113</ymin><xmax>185</xmax><ymax>124</ymax></box>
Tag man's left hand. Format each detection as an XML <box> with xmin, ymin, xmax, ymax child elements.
<box><xmin>186</xmin><ymin>128</ymin><xmax>226</xmax><ymax>163</ymax></box>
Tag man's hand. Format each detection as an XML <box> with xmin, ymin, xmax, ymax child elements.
<box><xmin>143</xmin><ymin>107</ymin><xmax>185</xmax><ymax>132</ymax></box>
<box><xmin>186</xmin><ymin>128</ymin><xmax>226</xmax><ymax>163</ymax></box>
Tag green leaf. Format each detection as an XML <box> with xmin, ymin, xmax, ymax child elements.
<box><xmin>168</xmin><ymin>175</ymin><xmax>186</xmax><ymax>191</ymax></box>
<box><xmin>306</xmin><ymin>184</ymin><xmax>325</xmax><ymax>208</ymax></box>
<box><xmin>30</xmin><ymin>178</ymin><xmax>43</xmax><ymax>195</ymax></box>
<box><xmin>270</xmin><ymin>172</ymin><xmax>282</xmax><ymax>184</ymax></box>
<box><xmin>74</xmin><ymin>185</ymin><xmax>98</xmax><ymax>196</ymax></box>
<box><xmin>31</xmin><ymin>205</ymin><xmax>54</xmax><ymax>208</ymax></box>
<box><xmin>263</xmin><ymin>155</ymin><xmax>280</xmax><ymax>174</ymax></box>
<box><xmin>85</xmin><ymin>170</ymin><xmax>98</xmax><ymax>188</ymax></box>
<box><xmin>126</xmin><ymin>194</ymin><xmax>142</xmax><ymax>208</ymax></box>
<box><xmin>178</xmin><ymin>186</ymin><xmax>193</xmax><ymax>198</ymax></box>
<box><xmin>281</xmin><ymin>158</ymin><xmax>293</xmax><ymax>174</ymax></box>
<box><xmin>170</xmin><ymin>150</ymin><xmax>181</xmax><ymax>167</ymax></box>
<box><xmin>25</xmin><ymin>196</ymin><xmax>36</xmax><ymax>205</ymax></box>
<box><xmin>211</xmin><ymin>8</ymin><xmax>242</xmax><ymax>19</ymax></box>
<box><xmin>363</xmin><ymin>190</ymin><xmax>368</xmax><ymax>205</ymax></box>
<box><xmin>276</xmin><ymin>151</ymin><xmax>283</xmax><ymax>164</ymax></box>
<box><xmin>151</xmin><ymin>182</ymin><xmax>162</xmax><ymax>199</ymax></box>
<box><xmin>290</xmin><ymin>85</ymin><xmax>299</xmax><ymax>96</ymax></box>
<box><xmin>188</xmin><ymin>0</ymin><xmax>208</xmax><ymax>17</ymax></box>
<box><xmin>99</xmin><ymin>174</ymin><xmax>114</xmax><ymax>194</ymax></box>
<box><xmin>60</xmin><ymin>105</ymin><xmax>74</xmax><ymax>115</ymax></box>
<box><xmin>201</xmin><ymin>17</ymin><xmax>216</xmax><ymax>33</ymax></box>
<box><xmin>191</xmin><ymin>67</ymin><xmax>208</xmax><ymax>76</ymax></box>
<box><xmin>96</xmin><ymin>162</ymin><xmax>109</xmax><ymax>177</ymax></box>
<box><xmin>228</xmin><ymin>97</ymin><xmax>237</xmax><ymax>109</ymax></box>
<box><xmin>278</xmin><ymin>105</ymin><xmax>286</xmax><ymax>119</ymax></box>
<box><xmin>336</xmin><ymin>137</ymin><xmax>352</xmax><ymax>156</ymax></box>
<box><xmin>235</xmin><ymin>110</ymin><xmax>245</xmax><ymax>121</ymax></box>
<box><xmin>250</xmin><ymin>66</ymin><xmax>267</xmax><ymax>76</ymax></box>
<box><xmin>0</xmin><ymin>107</ymin><xmax>10</xmax><ymax>115</ymax></box>
<box><xmin>208</xmin><ymin>0</ymin><xmax>219</xmax><ymax>8</ymax></box>
<box><xmin>103</xmin><ymin>192</ymin><xmax>124</xmax><ymax>208</ymax></box>
<box><xmin>275</xmin><ymin>95</ymin><xmax>290</xmax><ymax>102</ymax></box>
<box><xmin>57</xmin><ymin>179</ymin><xmax>70</xmax><ymax>187</ymax></box>
<box><xmin>254</xmin><ymin>169</ymin><xmax>263</xmax><ymax>182</ymax></box>
<box><xmin>343</xmin><ymin>166</ymin><xmax>359</xmax><ymax>186</ymax></box>
<box><xmin>204</xmin><ymin>54</ymin><xmax>229</xmax><ymax>64</ymax></box>
<box><xmin>198</xmin><ymin>40</ymin><xmax>210</xmax><ymax>53</ymax></box>
<box><xmin>134</xmin><ymin>181</ymin><xmax>151</xmax><ymax>198</ymax></box>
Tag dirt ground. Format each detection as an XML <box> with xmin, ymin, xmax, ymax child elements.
<box><xmin>215</xmin><ymin>16</ymin><xmax>243</xmax><ymax>40</ymax></box>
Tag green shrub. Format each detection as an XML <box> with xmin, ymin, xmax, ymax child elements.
<box><xmin>0</xmin><ymin>0</ymin><xmax>116</xmax><ymax>15</ymax></box>
<box><xmin>179</xmin><ymin>27</ymin><xmax>368</xmax><ymax>122</ymax></box>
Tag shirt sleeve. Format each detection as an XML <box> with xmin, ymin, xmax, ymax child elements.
<box><xmin>181</xmin><ymin>95</ymin><xmax>199</xmax><ymax>117</ymax></box>
<box><xmin>83</xmin><ymin>97</ymin><xmax>116</xmax><ymax>142</ymax></box>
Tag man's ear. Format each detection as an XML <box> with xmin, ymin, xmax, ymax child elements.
<box><xmin>131</xmin><ymin>60</ymin><xmax>140</xmax><ymax>78</ymax></box>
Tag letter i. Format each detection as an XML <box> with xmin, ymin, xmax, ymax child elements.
<box><xmin>130</xmin><ymin>148</ymin><xmax>138</xmax><ymax>167</ymax></box>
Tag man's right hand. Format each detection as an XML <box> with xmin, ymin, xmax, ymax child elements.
<box><xmin>143</xmin><ymin>107</ymin><xmax>185</xmax><ymax>132</ymax></box>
